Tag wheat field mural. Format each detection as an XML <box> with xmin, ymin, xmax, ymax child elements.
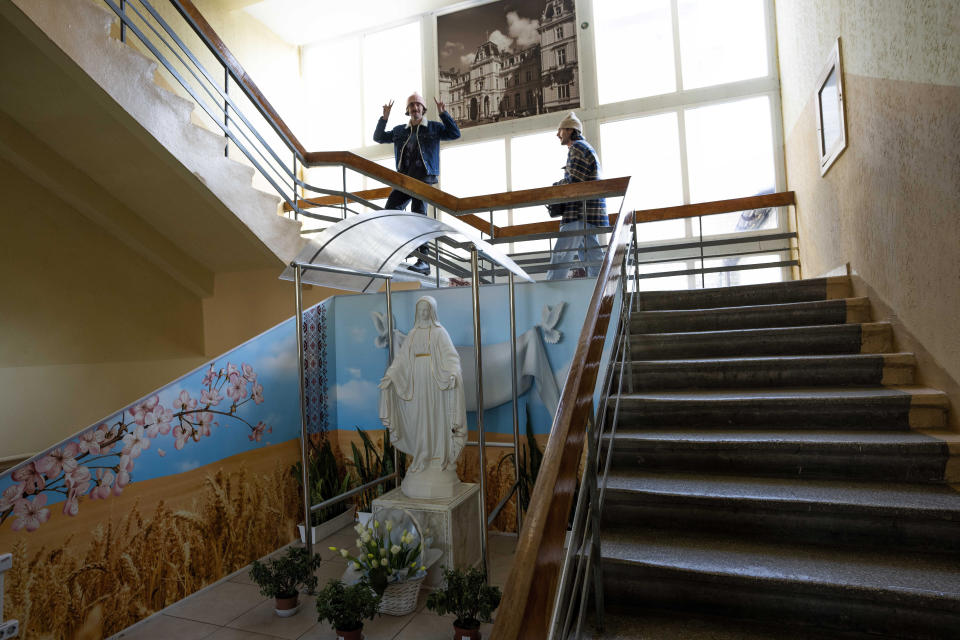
<box><xmin>3</xmin><ymin>448</ymin><xmax>299</xmax><ymax>640</ymax></box>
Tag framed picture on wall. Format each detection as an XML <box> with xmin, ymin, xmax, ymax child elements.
<box><xmin>436</xmin><ymin>0</ymin><xmax>580</xmax><ymax>130</ymax></box>
<box><xmin>815</xmin><ymin>37</ymin><xmax>847</xmax><ymax>176</ymax></box>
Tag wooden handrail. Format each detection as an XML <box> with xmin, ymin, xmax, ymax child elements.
<box><xmin>491</xmin><ymin>177</ymin><xmax>642</xmax><ymax>640</ymax></box>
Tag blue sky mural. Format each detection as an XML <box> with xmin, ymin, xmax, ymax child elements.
<box><xmin>331</xmin><ymin>279</ymin><xmax>597</xmax><ymax>437</ymax></box>
<box><xmin>0</xmin><ymin>316</ymin><xmax>303</xmax><ymax>521</ymax></box>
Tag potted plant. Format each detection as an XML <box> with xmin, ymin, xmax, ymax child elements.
<box><xmin>248</xmin><ymin>546</ymin><xmax>323</xmax><ymax>617</ymax></box>
<box><xmin>315</xmin><ymin>578</ymin><xmax>381</xmax><ymax>640</ymax></box>
<box><xmin>426</xmin><ymin>566</ymin><xmax>502</xmax><ymax>640</ymax></box>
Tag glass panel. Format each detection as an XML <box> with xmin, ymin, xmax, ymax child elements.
<box><xmin>677</xmin><ymin>0</ymin><xmax>768</xmax><ymax>90</ymax></box>
<box><xmin>685</xmin><ymin>96</ymin><xmax>776</xmax><ymax>236</ymax></box>
<box><xmin>594</xmin><ymin>0</ymin><xmax>675</xmax><ymax>104</ymax></box>
<box><xmin>302</xmin><ymin>37</ymin><xmax>363</xmax><ymax>150</ymax></box>
<box><xmin>362</xmin><ymin>22</ymin><xmax>423</xmax><ymax>137</ymax></box>
<box><xmin>600</xmin><ymin>112</ymin><xmax>685</xmax><ymax>241</ymax></box>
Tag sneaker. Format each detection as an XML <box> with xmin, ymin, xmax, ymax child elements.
<box><xmin>408</xmin><ymin>259</ymin><xmax>431</xmax><ymax>276</ymax></box>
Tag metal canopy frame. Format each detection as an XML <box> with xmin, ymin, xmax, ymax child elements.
<box><xmin>287</xmin><ymin>211</ymin><xmax>534</xmax><ymax>580</ymax></box>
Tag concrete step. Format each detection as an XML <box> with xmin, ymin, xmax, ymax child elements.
<box><xmin>613</xmin><ymin>387</ymin><xmax>948</xmax><ymax>429</ymax></box>
<box><xmin>603</xmin><ymin>470</ymin><xmax>960</xmax><ymax>551</ymax></box>
<box><xmin>622</xmin><ymin>353</ymin><xmax>915</xmax><ymax>389</ymax></box>
<box><xmin>631</xmin><ymin>298</ymin><xmax>871</xmax><ymax>334</ymax></box>
<box><xmin>631</xmin><ymin>322</ymin><xmax>893</xmax><ymax>360</ymax></box>
<box><xmin>582</xmin><ymin>609</ymin><xmax>848</xmax><ymax>639</ymax></box>
<box><xmin>600</xmin><ymin>527</ymin><xmax>960</xmax><ymax>639</ymax></box>
<box><xmin>636</xmin><ymin>276</ymin><xmax>851</xmax><ymax>311</ymax></box>
<box><xmin>606</xmin><ymin>428</ymin><xmax>951</xmax><ymax>481</ymax></box>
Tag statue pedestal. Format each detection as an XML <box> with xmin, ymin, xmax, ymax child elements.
<box><xmin>373</xmin><ymin>482</ymin><xmax>481</xmax><ymax>587</ymax></box>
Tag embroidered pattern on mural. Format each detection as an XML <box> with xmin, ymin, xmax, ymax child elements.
<box><xmin>303</xmin><ymin>303</ymin><xmax>330</xmax><ymax>435</ymax></box>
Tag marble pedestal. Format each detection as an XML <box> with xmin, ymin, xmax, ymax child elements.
<box><xmin>372</xmin><ymin>483</ymin><xmax>481</xmax><ymax>587</ymax></box>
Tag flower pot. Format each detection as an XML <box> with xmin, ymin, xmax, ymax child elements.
<box><xmin>274</xmin><ymin>594</ymin><xmax>300</xmax><ymax>617</ymax></box>
<box><xmin>298</xmin><ymin>509</ymin><xmax>355</xmax><ymax>544</ymax></box>
<box><xmin>335</xmin><ymin>626</ymin><xmax>363</xmax><ymax>640</ymax></box>
<box><xmin>452</xmin><ymin>623</ymin><xmax>481</xmax><ymax>640</ymax></box>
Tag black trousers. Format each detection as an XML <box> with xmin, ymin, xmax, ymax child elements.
<box><xmin>385</xmin><ymin>189</ymin><xmax>429</xmax><ymax>258</ymax></box>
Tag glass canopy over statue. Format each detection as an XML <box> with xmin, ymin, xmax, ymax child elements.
<box><xmin>378</xmin><ymin>296</ymin><xmax>467</xmax><ymax>498</ymax></box>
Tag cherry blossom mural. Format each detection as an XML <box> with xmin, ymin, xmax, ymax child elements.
<box><xmin>1</xmin><ymin>360</ymin><xmax>271</xmax><ymax>533</ymax></box>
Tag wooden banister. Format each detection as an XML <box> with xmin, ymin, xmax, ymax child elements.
<box><xmin>491</xmin><ymin>177</ymin><xmax>642</xmax><ymax>640</ymax></box>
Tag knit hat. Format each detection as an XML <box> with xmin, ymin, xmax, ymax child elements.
<box><xmin>558</xmin><ymin>111</ymin><xmax>582</xmax><ymax>132</ymax></box>
<box><xmin>405</xmin><ymin>92</ymin><xmax>426</xmax><ymax>115</ymax></box>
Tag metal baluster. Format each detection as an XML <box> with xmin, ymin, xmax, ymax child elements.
<box><xmin>223</xmin><ymin>67</ymin><xmax>229</xmax><ymax>157</ymax></box>
<box><xmin>385</xmin><ymin>278</ymin><xmax>399</xmax><ymax>489</ymax></box>
<box><xmin>470</xmin><ymin>249</ymin><xmax>489</xmax><ymax>579</ymax></box>
<box><xmin>508</xmin><ymin>273</ymin><xmax>522</xmax><ymax>533</ymax></box>
<box><xmin>120</xmin><ymin>0</ymin><xmax>126</xmax><ymax>42</ymax></box>
<box><xmin>294</xmin><ymin>264</ymin><xmax>312</xmax><ymax>560</ymax></box>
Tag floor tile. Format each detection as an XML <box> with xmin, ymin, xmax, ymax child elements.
<box><xmin>112</xmin><ymin>613</ymin><xmax>219</xmax><ymax>640</ymax></box>
<box><xmin>206</xmin><ymin>628</ymin><xmax>288</xmax><ymax>640</ymax></box>
<box><xmin>228</xmin><ymin>564</ymin><xmax>258</xmax><ymax>586</ymax></box>
<box><xmin>391</xmin><ymin>610</ymin><xmax>493</xmax><ymax>640</ymax></box>
<box><xmin>165</xmin><ymin>581</ymin><xmax>267</xmax><ymax>626</ymax></box>
<box><xmin>228</xmin><ymin>595</ymin><xmax>319</xmax><ymax>639</ymax></box>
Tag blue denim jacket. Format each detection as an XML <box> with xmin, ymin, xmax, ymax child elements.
<box><xmin>373</xmin><ymin>111</ymin><xmax>461</xmax><ymax>184</ymax></box>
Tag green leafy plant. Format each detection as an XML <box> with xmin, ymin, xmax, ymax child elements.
<box><xmin>248</xmin><ymin>546</ymin><xmax>323</xmax><ymax>599</ymax></box>
<box><xmin>329</xmin><ymin>516</ymin><xmax>427</xmax><ymax>596</ymax></box>
<box><xmin>347</xmin><ymin>427</ymin><xmax>406</xmax><ymax>512</ymax></box>
<box><xmin>496</xmin><ymin>406</ymin><xmax>544</xmax><ymax>513</ymax></box>
<box><xmin>315</xmin><ymin>578</ymin><xmax>381</xmax><ymax>632</ymax></box>
<box><xmin>290</xmin><ymin>437</ymin><xmax>351</xmax><ymax>525</ymax></box>
<box><xmin>426</xmin><ymin>566</ymin><xmax>502</xmax><ymax>630</ymax></box>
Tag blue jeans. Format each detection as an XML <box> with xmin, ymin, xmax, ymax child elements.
<box><xmin>547</xmin><ymin>220</ymin><xmax>604</xmax><ymax>280</ymax></box>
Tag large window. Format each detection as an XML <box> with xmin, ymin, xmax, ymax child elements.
<box><xmin>361</xmin><ymin>22</ymin><xmax>423</xmax><ymax>133</ymax></box>
<box><xmin>594</xmin><ymin>0</ymin><xmax>675</xmax><ymax>104</ymax></box>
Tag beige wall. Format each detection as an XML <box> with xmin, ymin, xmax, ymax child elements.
<box><xmin>776</xmin><ymin>1</ymin><xmax>960</xmax><ymax>389</ymax></box>
<box><xmin>0</xmin><ymin>158</ymin><xmax>207</xmax><ymax>457</ymax></box>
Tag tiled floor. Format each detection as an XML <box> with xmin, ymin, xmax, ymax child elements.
<box><xmin>112</xmin><ymin>525</ymin><xmax>516</xmax><ymax>640</ymax></box>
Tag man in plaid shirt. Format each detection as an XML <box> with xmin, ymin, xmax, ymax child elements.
<box><xmin>547</xmin><ymin>112</ymin><xmax>608</xmax><ymax>280</ymax></box>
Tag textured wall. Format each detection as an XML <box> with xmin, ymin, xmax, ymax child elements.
<box><xmin>776</xmin><ymin>0</ymin><xmax>960</xmax><ymax>386</ymax></box>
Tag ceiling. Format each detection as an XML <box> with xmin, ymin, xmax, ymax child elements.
<box><xmin>240</xmin><ymin>0</ymin><xmax>463</xmax><ymax>45</ymax></box>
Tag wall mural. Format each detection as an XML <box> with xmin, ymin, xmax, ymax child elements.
<box><xmin>0</xmin><ymin>313</ymin><xmax>317</xmax><ymax>639</ymax></box>
<box><xmin>0</xmin><ymin>277</ymin><xmax>599</xmax><ymax>638</ymax></box>
<box><xmin>438</xmin><ymin>0</ymin><xmax>580</xmax><ymax>129</ymax></box>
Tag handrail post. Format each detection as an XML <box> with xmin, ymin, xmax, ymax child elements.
<box><xmin>385</xmin><ymin>278</ymin><xmax>399</xmax><ymax>489</ymax></box>
<box><xmin>470</xmin><ymin>248</ymin><xmax>489</xmax><ymax>579</ymax></box>
<box><xmin>294</xmin><ymin>264</ymin><xmax>312</xmax><ymax>560</ymax></box>
<box><xmin>120</xmin><ymin>0</ymin><xmax>126</xmax><ymax>42</ymax></box>
<box><xmin>0</xmin><ymin>553</ymin><xmax>18</xmax><ymax>638</ymax></box>
<box><xmin>508</xmin><ymin>273</ymin><xmax>522</xmax><ymax>533</ymax></box>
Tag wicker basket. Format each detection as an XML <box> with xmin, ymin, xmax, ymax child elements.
<box><xmin>373</xmin><ymin>507</ymin><xmax>427</xmax><ymax>616</ymax></box>
<box><xmin>379</xmin><ymin>574</ymin><xmax>424</xmax><ymax>615</ymax></box>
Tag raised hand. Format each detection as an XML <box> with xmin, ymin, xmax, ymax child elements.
<box><xmin>382</xmin><ymin>99</ymin><xmax>394</xmax><ymax>120</ymax></box>
<box><xmin>434</xmin><ymin>96</ymin><xmax>446</xmax><ymax>113</ymax></box>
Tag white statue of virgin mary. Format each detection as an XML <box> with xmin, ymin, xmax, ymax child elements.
<box><xmin>378</xmin><ymin>296</ymin><xmax>467</xmax><ymax>498</ymax></box>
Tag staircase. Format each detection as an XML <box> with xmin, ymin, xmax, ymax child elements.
<box><xmin>596</xmin><ymin>276</ymin><xmax>960</xmax><ymax>639</ymax></box>
<box><xmin>0</xmin><ymin>0</ymin><xmax>305</xmax><ymax>295</ymax></box>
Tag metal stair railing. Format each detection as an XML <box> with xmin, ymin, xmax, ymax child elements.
<box><xmin>0</xmin><ymin>553</ymin><xmax>18</xmax><ymax>639</ymax></box>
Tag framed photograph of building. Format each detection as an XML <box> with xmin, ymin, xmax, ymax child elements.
<box><xmin>437</xmin><ymin>0</ymin><xmax>580</xmax><ymax>129</ymax></box>
<box><xmin>815</xmin><ymin>38</ymin><xmax>847</xmax><ymax>176</ymax></box>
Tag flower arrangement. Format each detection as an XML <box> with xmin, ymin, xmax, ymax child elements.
<box><xmin>329</xmin><ymin>512</ymin><xmax>427</xmax><ymax>596</ymax></box>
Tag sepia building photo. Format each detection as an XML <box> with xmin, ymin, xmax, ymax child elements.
<box><xmin>437</xmin><ymin>0</ymin><xmax>579</xmax><ymax>129</ymax></box>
